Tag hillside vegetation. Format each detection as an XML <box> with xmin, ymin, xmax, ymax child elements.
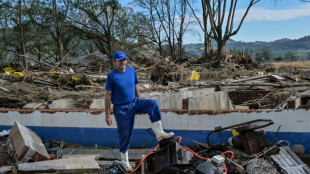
<box><xmin>185</xmin><ymin>36</ymin><xmax>310</xmax><ymax>61</ymax></box>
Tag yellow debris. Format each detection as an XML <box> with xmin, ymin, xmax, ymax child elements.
<box><xmin>3</xmin><ymin>67</ymin><xmax>24</xmax><ymax>77</ymax></box>
<box><xmin>72</xmin><ymin>76</ymin><xmax>83</xmax><ymax>81</ymax></box>
<box><xmin>13</xmin><ymin>72</ymin><xmax>24</xmax><ymax>77</ymax></box>
<box><xmin>190</xmin><ymin>70</ymin><xmax>200</xmax><ymax>80</ymax></box>
<box><xmin>50</xmin><ymin>70</ymin><xmax>57</xmax><ymax>76</ymax></box>
<box><xmin>231</xmin><ymin>127</ymin><xmax>239</xmax><ymax>136</ymax></box>
<box><xmin>3</xmin><ymin>67</ymin><xmax>16</xmax><ymax>73</ymax></box>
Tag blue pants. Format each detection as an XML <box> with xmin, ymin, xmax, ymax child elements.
<box><xmin>113</xmin><ymin>98</ymin><xmax>161</xmax><ymax>153</ymax></box>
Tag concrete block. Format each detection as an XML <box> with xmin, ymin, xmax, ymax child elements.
<box><xmin>22</xmin><ymin>103</ymin><xmax>46</xmax><ymax>109</ymax></box>
<box><xmin>292</xmin><ymin>144</ymin><xmax>305</xmax><ymax>155</ymax></box>
<box><xmin>140</xmin><ymin>89</ymin><xmax>215</xmax><ymax>109</ymax></box>
<box><xmin>188</xmin><ymin>91</ymin><xmax>234</xmax><ymax>110</ymax></box>
<box><xmin>287</xmin><ymin>97</ymin><xmax>301</xmax><ymax>109</ymax></box>
<box><xmin>168</xmin><ymin>82</ymin><xmax>180</xmax><ymax>87</ymax></box>
<box><xmin>141</xmin><ymin>91</ymin><xmax>162</xmax><ymax>98</ymax></box>
<box><xmin>234</xmin><ymin>105</ymin><xmax>250</xmax><ymax>110</ymax></box>
<box><xmin>48</xmin><ymin>99</ymin><xmax>76</xmax><ymax>109</ymax></box>
<box><xmin>17</xmin><ymin>155</ymin><xmax>100</xmax><ymax>173</ymax></box>
<box><xmin>62</xmin><ymin>148</ymin><xmax>153</xmax><ymax>160</ymax></box>
<box><xmin>0</xmin><ymin>166</ymin><xmax>12</xmax><ymax>173</ymax></box>
<box><xmin>9</xmin><ymin>121</ymin><xmax>50</xmax><ymax>161</ymax></box>
<box><xmin>89</xmin><ymin>99</ymin><xmax>105</xmax><ymax>109</ymax></box>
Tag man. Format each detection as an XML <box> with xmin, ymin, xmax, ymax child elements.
<box><xmin>105</xmin><ymin>51</ymin><xmax>174</xmax><ymax>171</ymax></box>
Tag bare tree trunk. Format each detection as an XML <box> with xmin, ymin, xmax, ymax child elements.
<box><xmin>57</xmin><ymin>36</ymin><xmax>63</xmax><ymax>63</ymax></box>
<box><xmin>187</xmin><ymin>0</ymin><xmax>212</xmax><ymax>61</ymax></box>
<box><xmin>18</xmin><ymin>0</ymin><xmax>27</xmax><ymax>69</ymax></box>
<box><xmin>158</xmin><ymin>41</ymin><xmax>163</xmax><ymax>57</ymax></box>
<box><xmin>108</xmin><ymin>38</ymin><xmax>113</xmax><ymax>70</ymax></box>
<box><xmin>203</xmin><ymin>33</ymin><xmax>211</xmax><ymax>60</ymax></box>
<box><xmin>53</xmin><ymin>0</ymin><xmax>63</xmax><ymax>64</ymax></box>
<box><xmin>206</xmin><ymin>0</ymin><xmax>259</xmax><ymax>67</ymax></box>
<box><xmin>216</xmin><ymin>40</ymin><xmax>223</xmax><ymax>63</ymax></box>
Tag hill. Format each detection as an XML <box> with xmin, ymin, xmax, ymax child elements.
<box><xmin>184</xmin><ymin>35</ymin><xmax>310</xmax><ymax>60</ymax></box>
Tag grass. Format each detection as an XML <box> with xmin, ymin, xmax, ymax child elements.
<box><xmin>272</xmin><ymin>61</ymin><xmax>310</xmax><ymax>69</ymax></box>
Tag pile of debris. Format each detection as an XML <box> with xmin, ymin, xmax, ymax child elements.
<box><xmin>1</xmin><ymin>120</ymin><xmax>310</xmax><ymax>174</ymax></box>
<box><xmin>1</xmin><ymin>50</ymin><xmax>310</xmax><ymax>110</ymax></box>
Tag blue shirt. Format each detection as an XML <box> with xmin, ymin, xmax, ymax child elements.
<box><xmin>105</xmin><ymin>66</ymin><xmax>139</xmax><ymax>104</ymax></box>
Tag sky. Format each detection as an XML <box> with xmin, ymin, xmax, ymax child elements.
<box><xmin>121</xmin><ymin>0</ymin><xmax>310</xmax><ymax>44</ymax></box>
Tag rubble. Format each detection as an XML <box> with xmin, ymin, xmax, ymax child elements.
<box><xmin>17</xmin><ymin>155</ymin><xmax>100</xmax><ymax>173</ymax></box>
<box><xmin>245</xmin><ymin>159</ymin><xmax>277</xmax><ymax>174</ymax></box>
<box><xmin>1</xmin><ymin>50</ymin><xmax>310</xmax><ymax>173</ymax></box>
<box><xmin>9</xmin><ymin>121</ymin><xmax>50</xmax><ymax>161</ymax></box>
<box><xmin>0</xmin><ymin>120</ymin><xmax>310</xmax><ymax>173</ymax></box>
<box><xmin>0</xmin><ymin>50</ymin><xmax>310</xmax><ymax>110</ymax></box>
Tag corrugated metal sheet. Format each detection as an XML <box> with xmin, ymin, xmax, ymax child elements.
<box><xmin>271</xmin><ymin>146</ymin><xmax>310</xmax><ymax>174</ymax></box>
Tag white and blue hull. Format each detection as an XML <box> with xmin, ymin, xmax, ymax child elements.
<box><xmin>0</xmin><ymin>109</ymin><xmax>309</xmax><ymax>153</ymax></box>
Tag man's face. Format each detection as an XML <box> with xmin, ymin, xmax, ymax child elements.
<box><xmin>113</xmin><ymin>58</ymin><xmax>127</xmax><ymax>72</ymax></box>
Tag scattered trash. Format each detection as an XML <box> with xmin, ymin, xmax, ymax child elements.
<box><xmin>1</xmin><ymin>50</ymin><xmax>310</xmax><ymax>173</ymax></box>
<box><xmin>190</xmin><ymin>70</ymin><xmax>200</xmax><ymax>80</ymax></box>
<box><xmin>0</xmin><ymin>119</ymin><xmax>310</xmax><ymax>174</ymax></box>
<box><xmin>106</xmin><ymin>160</ymin><xmax>129</xmax><ymax>174</ymax></box>
<box><xmin>0</xmin><ymin>130</ymin><xmax>10</xmax><ymax>137</ymax></box>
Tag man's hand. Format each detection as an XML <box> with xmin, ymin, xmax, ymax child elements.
<box><xmin>105</xmin><ymin>114</ymin><xmax>112</xmax><ymax>126</ymax></box>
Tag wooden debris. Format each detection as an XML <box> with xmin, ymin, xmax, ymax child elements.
<box><xmin>269</xmin><ymin>75</ymin><xmax>285</xmax><ymax>82</ymax></box>
<box><xmin>0</xmin><ymin>85</ymin><xmax>10</xmax><ymax>92</ymax></box>
<box><xmin>230</xmin><ymin>75</ymin><xmax>270</xmax><ymax>83</ymax></box>
<box><xmin>33</xmin><ymin>78</ymin><xmax>57</xmax><ymax>86</ymax></box>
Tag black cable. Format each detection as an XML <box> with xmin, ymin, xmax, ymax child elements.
<box><xmin>147</xmin><ymin>128</ymin><xmax>156</xmax><ymax>137</ymax></box>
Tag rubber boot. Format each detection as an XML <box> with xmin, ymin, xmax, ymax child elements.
<box><xmin>120</xmin><ymin>151</ymin><xmax>133</xmax><ymax>172</ymax></box>
<box><xmin>151</xmin><ymin>120</ymin><xmax>174</xmax><ymax>141</ymax></box>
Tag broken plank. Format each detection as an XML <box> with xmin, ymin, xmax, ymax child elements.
<box><xmin>230</xmin><ymin>75</ymin><xmax>270</xmax><ymax>83</ymax></box>
<box><xmin>220</xmin><ymin>82</ymin><xmax>310</xmax><ymax>88</ymax></box>
<box><xmin>269</xmin><ymin>75</ymin><xmax>285</xmax><ymax>82</ymax></box>
<box><xmin>17</xmin><ymin>155</ymin><xmax>100</xmax><ymax>173</ymax></box>
<box><xmin>228</xmin><ymin>159</ymin><xmax>246</xmax><ymax>173</ymax></box>
<box><xmin>33</xmin><ymin>78</ymin><xmax>57</xmax><ymax>86</ymax></box>
<box><xmin>0</xmin><ymin>85</ymin><xmax>10</xmax><ymax>92</ymax></box>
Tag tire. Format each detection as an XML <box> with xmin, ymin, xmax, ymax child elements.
<box><xmin>159</xmin><ymin>166</ymin><xmax>179</xmax><ymax>174</ymax></box>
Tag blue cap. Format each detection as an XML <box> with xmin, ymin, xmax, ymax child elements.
<box><xmin>113</xmin><ymin>51</ymin><xmax>127</xmax><ymax>60</ymax></box>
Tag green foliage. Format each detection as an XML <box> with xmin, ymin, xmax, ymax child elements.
<box><xmin>80</xmin><ymin>165</ymin><xmax>88</xmax><ymax>174</ymax></box>
<box><xmin>284</xmin><ymin>51</ymin><xmax>300</xmax><ymax>61</ymax></box>
<box><xmin>254</xmin><ymin>48</ymin><xmax>273</xmax><ymax>62</ymax></box>
<box><xmin>184</xmin><ymin>36</ymin><xmax>310</xmax><ymax>61</ymax></box>
<box><xmin>1</xmin><ymin>0</ymin><xmax>308</xmax><ymax>65</ymax></box>
<box><xmin>274</xmin><ymin>54</ymin><xmax>283</xmax><ymax>62</ymax></box>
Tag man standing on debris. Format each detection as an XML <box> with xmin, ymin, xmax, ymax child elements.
<box><xmin>105</xmin><ymin>51</ymin><xmax>174</xmax><ymax>171</ymax></box>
